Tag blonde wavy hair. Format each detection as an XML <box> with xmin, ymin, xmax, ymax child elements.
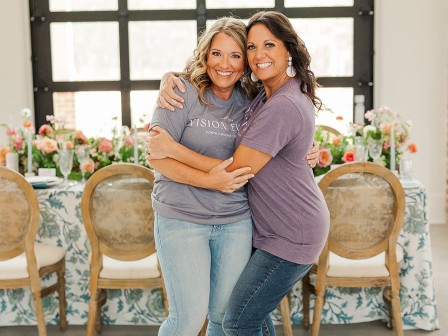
<box><xmin>180</xmin><ymin>17</ymin><xmax>259</xmax><ymax>104</ymax></box>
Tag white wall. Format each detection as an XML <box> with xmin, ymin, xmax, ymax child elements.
<box><xmin>1</xmin><ymin>0</ymin><xmax>447</xmax><ymax>224</ymax></box>
<box><xmin>374</xmin><ymin>0</ymin><xmax>448</xmax><ymax>224</ymax></box>
<box><xmin>0</xmin><ymin>0</ymin><xmax>33</xmax><ymax>146</ymax></box>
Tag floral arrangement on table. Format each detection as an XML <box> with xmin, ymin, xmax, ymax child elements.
<box><xmin>0</xmin><ymin>110</ymin><xmax>150</xmax><ymax>180</ymax></box>
<box><xmin>313</xmin><ymin>106</ymin><xmax>417</xmax><ymax>177</ymax></box>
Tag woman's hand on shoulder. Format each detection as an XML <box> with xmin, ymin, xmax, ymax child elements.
<box><xmin>157</xmin><ymin>72</ymin><xmax>186</xmax><ymax>111</ymax></box>
<box><xmin>207</xmin><ymin>158</ymin><xmax>254</xmax><ymax>193</ymax></box>
<box><xmin>307</xmin><ymin>140</ymin><xmax>320</xmax><ymax>168</ymax></box>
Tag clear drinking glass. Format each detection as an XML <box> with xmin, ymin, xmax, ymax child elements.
<box><xmin>399</xmin><ymin>159</ymin><xmax>413</xmax><ymax>180</ymax></box>
<box><xmin>354</xmin><ymin>145</ymin><xmax>368</xmax><ymax>161</ymax></box>
<box><xmin>368</xmin><ymin>139</ymin><xmax>383</xmax><ymax>162</ymax></box>
<box><xmin>58</xmin><ymin>149</ymin><xmax>74</xmax><ymax>185</ymax></box>
<box><xmin>76</xmin><ymin>145</ymin><xmax>90</xmax><ymax>183</ymax></box>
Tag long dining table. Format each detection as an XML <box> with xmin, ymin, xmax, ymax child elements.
<box><xmin>0</xmin><ymin>178</ymin><xmax>440</xmax><ymax>330</ymax></box>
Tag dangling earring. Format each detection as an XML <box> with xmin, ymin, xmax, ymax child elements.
<box><xmin>250</xmin><ymin>71</ymin><xmax>259</xmax><ymax>82</ymax></box>
<box><xmin>286</xmin><ymin>56</ymin><xmax>296</xmax><ymax>77</ymax></box>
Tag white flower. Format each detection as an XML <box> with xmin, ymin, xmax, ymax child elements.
<box><xmin>362</xmin><ymin>125</ymin><xmax>377</xmax><ymax>138</ymax></box>
<box><xmin>20</xmin><ymin>108</ymin><xmax>32</xmax><ymax>118</ymax></box>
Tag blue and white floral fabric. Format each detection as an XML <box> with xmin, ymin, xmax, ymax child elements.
<box><xmin>0</xmin><ymin>180</ymin><xmax>439</xmax><ymax>330</ymax></box>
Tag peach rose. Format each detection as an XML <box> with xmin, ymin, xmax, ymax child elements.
<box><xmin>80</xmin><ymin>158</ymin><xmax>95</xmax><ymax>174</ymax></box>
<box><xmin>407</xmin><ymin>142</ymin><xmax>417</xmax><ymax>153</ymax></box>
<box><xmin>342</xmin><ymin>151</ymin><xmax>355</xmax><ymax>163</ymax></box>
<box><xmin>40</xmin><ymin>137</ymin><xmax>58</xmax><ymax>154</ymax></box>
<box><xmin>62</xmin><ymin>140</ymin><xmax>74</xmax><ymax>150</ymax></box>
<box><xmin>98</xmin><ymin>139</ymin><xmax>113</xmax><ymax>153</ymax></box>
<box><xmin>317</xmin><ymin>148</ymin><xmax>333</xmax><ymax>168</ymax></box>
<box><xmin>22</xmin><ymin>120</ymin><xmax>32</xmax><ymax>128</ymax></box>
<box><xmin>336</xmin><ymin>115</ymin><xmax>344</xmax><ymax>121</ymax></box>
<box><xmin>380</xmin><ymin>123</ymin><xmax>393</xmax><ymax>135</ymax></box>
<box><xmin>0</xmin><ymin>147</ymin><xmax>12</xmax><ymax>165</ymax></box>
<box><xmin>38</xmin><ymin>124</ymin><xmax>54</xmax><ymax>137</ymax></box>
<box><xmin>143</xmin><ymin>122</ymin><xmax>151</xmax><ymax>132</ymax></box>
<box><xmin>332</xmin><ymin>137</ymin><xmax>341</xmax><ymax>146</ymax></box>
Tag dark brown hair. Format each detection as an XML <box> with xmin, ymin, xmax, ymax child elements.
<box><xmin>246</xmin><ymin>11</ymin><xmax>322</xmax><ymax>110</ymax></box>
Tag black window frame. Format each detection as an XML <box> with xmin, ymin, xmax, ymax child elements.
<box><xmin>29</xmin><ymin>0</ymin><xmax>373</xmax><ymax>128</ymax></box>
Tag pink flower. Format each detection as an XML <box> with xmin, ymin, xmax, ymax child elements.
<box><xmin>143</xmin><ymin>122</ymin><xmax>151</xmax><ymax>132</ymax></box>
<box><xmin>98</xmin><ymin>139</ymin><xmax>113</xmax><ymax>153</ymax></box>
<box><xmin>317</xmin><ymin>148</ymin><xmax>333</xmax><ymax>168</ymax></box>
<box><xmin>123</xmin><ymin>136</ymin><xmax>134</xmax><ymax>148</ymax></box>
<box><xmin>80</xmin><ymin>158</ymin><xmax>95</xmax><ymax>174</ymax></box>
<box><xmin>6</xmin><ymin>126</ymin><xmax>17</xmax><ymax>137</ymax></box>
<box><xmin>74</xmin><ymin>130</ymin><xmax>87</xmax><ymax>145</ymax></box>
<box><xmin>342</xmin><ymin>151</ymin><xmax>355</xmax><ymax>163</ymax></box>
<box><xmin>38</xmin><ymin>124</ymin><xmax>54</xmax><ymax>137</ymax></box>
<box><xmin>40</xmin><ymin>137</ymin><xmax>58</xmax><ymax>154</ymax></box>
<box><xmin>13</xmin><ymin>135</ymin><xmax>24</xmax><ymax>151</ymax></box>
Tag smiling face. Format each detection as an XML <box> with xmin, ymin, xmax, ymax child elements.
<box><xmin>247</xmin><ymin>23</ymin><xmax>291</xmax><ymax>94</ymax></box>
<box><xmin>206</xmin><ymin>32</ymin><xmax>245</xmax><ymax>100</ymax></box>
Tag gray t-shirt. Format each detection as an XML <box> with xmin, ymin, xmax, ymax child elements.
<box><xmin>237</xmin><ymin>80</ymin><xmax>330</xmax><ymax>264</ymax></box>
<box><xmin>151</xmin><ymin>77</ymin><xmax>251</xmax><ymax>224</ymax></box>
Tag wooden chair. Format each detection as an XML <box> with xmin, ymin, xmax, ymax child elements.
<box><xmin>315</xmin><ymin>125</ymin><xmax>341</xmax><ymax>137</ymax></box>
<box><xmin>81</xmin><ymin>163</ymin><xmax>168</xmax><ymax>335</ymax></box>
<box><xmin>302</xmin><ymin>162</ymin><xmax>405</xmax><ymax>336</ymax></box>
<box><xmin>0</xmin><ymin>167</ymin><xmax>67</xmax><ymax>336</ymax></box>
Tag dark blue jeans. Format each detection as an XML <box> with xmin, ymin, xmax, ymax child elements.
<box><xmin>222</xmin><ymin>249</ymin><xmax>313</xmax><ymax>336</ymax></box>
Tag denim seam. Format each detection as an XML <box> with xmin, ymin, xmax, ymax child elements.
<box><xmin>234</xmin><ymin>258</ymin><xmax>284</xmax><ymax>333</ymax></box>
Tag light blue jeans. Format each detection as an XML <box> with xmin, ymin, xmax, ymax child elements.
<box><xmin>154</xmin><ymin>213</ymin><xmax>253</xmax><ymax>336</ymax></box>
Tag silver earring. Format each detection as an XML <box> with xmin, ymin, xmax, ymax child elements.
<box><xmin>286</xmin><ymin>56</ymin><xmax>296</xmax><ymax>77</ymax></box>
<box><xmin>250</xmin><ymin>71</ymin><xmax>258</xmax><ymax>82</ymax></box>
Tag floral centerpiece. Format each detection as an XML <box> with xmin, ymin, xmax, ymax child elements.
<box><xmin>314</xmin><ymin>106</ymin><xmax>417</xmax><ymax>177</ymax></box>
<box><xmin>1</xmin><ymin>111</ymin><xmax>150</xmax><ymax>180</ymax></box>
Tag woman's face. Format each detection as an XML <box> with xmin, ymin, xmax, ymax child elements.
<box><xmin>206</xmin><ymin>32</ymin><xmax>245</xmax><ymax>100</ymax></box>
<box><xmin>247</xmin><ymin>23</ymin><xmax>290</xmax><ymax>83</ymax></box>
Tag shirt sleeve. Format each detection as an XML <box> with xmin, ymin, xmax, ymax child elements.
<box><xmin>240</xmin><ymin>96</ymin><xmax>302</xmax><ymax>157</ymax></box>
<box><xmin>150</xmin><ymin>78</ymin><xmax>192</xmax><ymax>142</ymax></box>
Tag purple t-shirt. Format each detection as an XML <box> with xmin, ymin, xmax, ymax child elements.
<box><xmin>237</xmin><ymin>79</ymin><xmax>330</xmax><ymax>264</ymax></box>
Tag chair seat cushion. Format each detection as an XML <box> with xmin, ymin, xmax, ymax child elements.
<box><xmin>99</xmin><ymin>253</ymin><xmax>160</xmax><ymax>279</ymax></box>
<box><xmin>327</xmin><ymin>245</ymin><xmax>404</xmax><ymax>277</ymax></box>
<box><xmin>0</xmin><ymin>243</ymin><xmax>66</xmax><ymax>280</ymax></box>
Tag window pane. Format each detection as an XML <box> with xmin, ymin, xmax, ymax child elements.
<box><xmin>53</xmin><ymin>92</ymin><xmax>121</xmax><ymax>138</ymax></box>
<box><xmin>49</xmin><ymin>0</ymin><xmax>118</xmax><ymax>11</ymax></box>
<box><xmin>290</xmin><ymin>18</ymin><xmax>353</xmax><ymax>77</ymax></box>
<box><xmin>315</xmin><ymin>87</ymin><xmax>353</xmax><ymax>134</ymax></box>
<box><xmin>130</xmin><ymin>91</ymin><xmax>159</xmax><ymax>127</ymax></box>
<box><xmin>128</xmin><ymin>0</ymin><xmax>195</xmax><ymax>10</ymax></box>
<box><xmin>206</xmin><ymin>0</ymin><xmax>274</xmax><ymax>8</ymax></box>
<box><xmin>51</xmin><ymin>23</ymin><xmax>120</xmax><ymax>81</ymax></box>
<box><xmin>285</xmin><ymin>0</ymin><xmax>353</xmax><ymax>7</ymax></box>
<box><xmin>129</xmin><ymin>21</ymin><xmax>197</xmax><ymax>80</ymax></box>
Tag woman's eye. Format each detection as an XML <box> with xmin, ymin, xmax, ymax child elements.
<box><xmin>231</xmin><ymin>54</ymin><xmax>242</xmax><ymax>59</ymax></box>
<box><xmin>247</xmin><ymin>45</ymin><xmax>255</xmax><ymax>50</ymax></box>
<box><xmin>266</xmin><ymin>43</ymin><xmax>275</xmax><ymax>48</ymax></box>
<box><xmin>211</xmin><ymin>51</ymin><xmax>221</xmax><ymax>56</ymax></box>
